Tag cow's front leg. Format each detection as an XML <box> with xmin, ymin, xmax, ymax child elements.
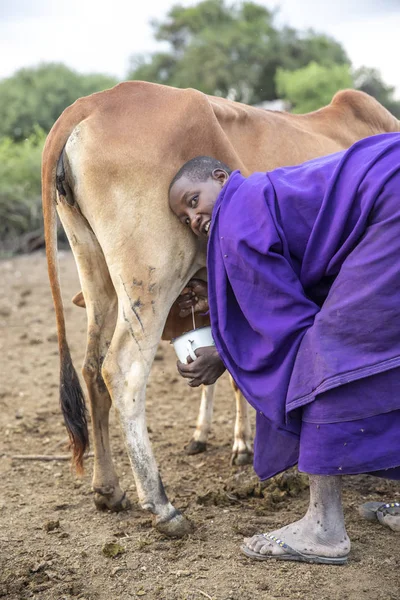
<box><xmin>102</xmin><ymin>280</ymin><xmax>193</xmax><ymax>537</ymax></box>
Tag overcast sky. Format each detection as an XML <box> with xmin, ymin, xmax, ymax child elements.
<box><xmin>1</xmin><ymin>0</ymin><xmax>399</xmax><ymax>97</ymax></box>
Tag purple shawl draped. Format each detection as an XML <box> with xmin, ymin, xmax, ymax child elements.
<box><xmin>207</xmin><ymin>133</ymin><xmax>400</xmax><ymax>476</ymax></box>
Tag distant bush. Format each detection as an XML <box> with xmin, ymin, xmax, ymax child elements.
<box><xmin>0</xmin><ymin>128</ymin><xmax>45</xmax><ymax>253</ymax></box>
<box><xmin>0</xmin><ymin>63</ymin><xmax>118</xmax><ymax>141</ymax></box>
<box><xmin>0</xmin><ymin>63</ymin><xmax>119</xmax><ymax>254</ymax></box>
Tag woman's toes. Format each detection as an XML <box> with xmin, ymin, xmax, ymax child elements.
<box><xmin>250</xmin><ymin>539</ymin><xmax>261</xmax><ymax>552</ymax></box>
<box><xmin>253</xmin><ymin>540</ymin><xmax>264</xmax><ymax>553</ymax></box>
<box><xmin>259</xmin><ymin>542</ymin><xmax>274</xmax><ymax>555</ymax></box>
<box><xmin>243</xmin><ymin>533</ymin><xmax>279</xmax><ymax>556</ymax></box>
<box><xmin>383</xmin><ymin>515</ymin><xmax>400</xmax><ymax>532</ymax></box>
<box><xmin>245</xmin><ymin>535</ymin><xmax>260</xmax><ymax>550</ymax></box>
<box><xmin>243</xmin><ymin>536</ymin><xmax>251</xmax><ymax>546</ymax></box>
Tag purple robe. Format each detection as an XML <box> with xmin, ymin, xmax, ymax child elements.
<box><xmin>207</xmin><ymin>133</ymin><xmax>400</xmax><ymax>479</ymax></box>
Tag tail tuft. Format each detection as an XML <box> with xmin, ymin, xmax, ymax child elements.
<box><xmin>59</xmin><ymin>341</ymin><xmax>89</xmax><ymax>474</ymax></box>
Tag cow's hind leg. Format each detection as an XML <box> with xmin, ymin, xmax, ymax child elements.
<box><xmin>101</xmin><ymin>256</ymin><xmax>195</xmax><ymax>537</ymax></box>
<box><xmin>230</xmin><ymin>376</ymin><xmax>253</xmax><ymax>465</ymax></box>
<box><xmin>186</xmin><ymin>384</ymin><xmax>215</xmax><ymax>455</ymax></box>
<box><xmin>83</xmin><ymin>298</ymin><xmax>130</xmax><ymax>512</ymax></box>
<box><xmin>57</xmin><ymin>203</ymin><xmax>128</xmax><ymax>511</ymax></box>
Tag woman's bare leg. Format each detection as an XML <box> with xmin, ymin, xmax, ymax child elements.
<box><xmin>243</xmin><ymin>475</ymin><xmax>350</xmax><ymax>558</ymax></box>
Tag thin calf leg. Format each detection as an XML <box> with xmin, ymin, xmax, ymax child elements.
<box><xmin>186</xmin><ymin>384</ymin><xmax>215</xmax><ymax>455</ymax></box>
<box><xmin>230</xmin><ymin>376</ymin><xmax>253</xmax><ymax>465</ymax></box>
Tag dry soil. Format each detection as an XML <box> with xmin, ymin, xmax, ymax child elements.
<box><xmin>0</xmin><ymin>252</ymin><xmax>399</xmax><ymax>600</ymax></box>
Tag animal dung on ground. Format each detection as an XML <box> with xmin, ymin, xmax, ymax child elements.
<box><xmin>102</xmin><ymin>542</ymin><xmax>126</xmax><ymax>559</ymax></box>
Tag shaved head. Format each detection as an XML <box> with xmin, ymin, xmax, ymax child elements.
<box><xmin>169</xmin><ymin>156</ymin><xmax>232</xmax><ymax>192</ymax></box>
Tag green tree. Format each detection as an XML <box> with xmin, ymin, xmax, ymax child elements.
<box><xmin>129</xmin><ymin>0</ymin><xmax>349</xmax><ymax>104</ymax></box>
<box><xmin>253</xmin><ymin>27</ymin><xmax>350</xmax><ymax>103</ymax></box>
<box><xmin>0</xmin><ymin>63</ymin><xmax>118</xmax><ymax>141</ymax></box>
<box><xmin>276</xmin><ymin>61</ymin><xmax>353</xmax><ymax>113</ymax></box>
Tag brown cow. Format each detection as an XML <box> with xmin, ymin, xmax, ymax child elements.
<box><xmin>42</xmin><ymin>81</ymin><xmax>399</xmax><ymax>537</ymax></box>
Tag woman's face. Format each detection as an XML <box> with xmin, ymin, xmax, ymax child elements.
<box><xmin>169</xmin><ymin>169</ymin><xmax>229</xmax><ymax>238</ymax></box>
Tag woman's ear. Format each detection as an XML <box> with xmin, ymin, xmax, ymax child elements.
<box><xmin>212</xmin><ymin>168</ymin><xmax>229</xmax><ymax>186</ymax></box>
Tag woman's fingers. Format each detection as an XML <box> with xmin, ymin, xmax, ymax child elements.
<box><xmin>179</xmin><ymin>298</ymin><xmax>197</xmax><ymax>311</ymax></box>
<box><xmin>177</xmin><ymin>360</ymin><xmax>195</xmax><ymax>377</ymax></box>
<box><xmin>187</xmin><ymin>279</ymin><xmax>208</xmax><ymax>296</ymax></box>
<box><xmin>188</xmin><ymin>378</ymin><xmax>202</xmax><ymax>387</ymax></box>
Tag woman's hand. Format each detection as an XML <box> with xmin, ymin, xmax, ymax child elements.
<box><xmin>177</xmin><ymin>346</ymin><xmax>226</xmax><ymax>387</ymax></box>
<box><xmin>177</xmin><ymin>278</ymin><xmax>208</xmax><ymax>318</ymax></box>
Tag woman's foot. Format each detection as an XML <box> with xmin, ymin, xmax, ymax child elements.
<box><xmin>243</xmin><ymin>512</ymin><xmax>350</xmax><ymax>560</ymax></box>
<box><xmin>242</xmin><ymin>474</ymin><xmax>350</xmax><ymax>562</ymax></box>
<box><xmin>359</xmin><ymin>501</ymin><xmax>400</xmax><ymax>532</ymax></box>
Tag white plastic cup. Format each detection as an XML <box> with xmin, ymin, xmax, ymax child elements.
<box><xmin>172</xmin><ymin>326</ymin><xmax>215</xmax><ymax>363</ymax></box>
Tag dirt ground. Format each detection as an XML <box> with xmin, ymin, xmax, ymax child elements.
<box><xmin>0</xmin><ymin>251</ymin><xmax>399</xmax><ymax>600</ymax></box>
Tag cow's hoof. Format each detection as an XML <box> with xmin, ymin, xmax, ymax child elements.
<box><xmin>93</xmin><ymin>487</ymin><xmax>131</xmax><ymax>512</ymax></box>
<box><xmin>155</xmin><ymin>512</ymin><xmax>194</xmax><ymax>538</ymax></box>
<box><xmin>185</xmin><ymin>440</ymin><xmax>207</xmax><ymax>455</ymax></box>
<box><xmin>231</xmin><ymin>449</ymin><xmax>253</xmax><ymax>466</ymax></box>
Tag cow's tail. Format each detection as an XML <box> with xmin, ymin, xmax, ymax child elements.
<box><xmin>42</xmin><ymin>123</ymin><xmax>89</xmax><ymax>475</ymax></box>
